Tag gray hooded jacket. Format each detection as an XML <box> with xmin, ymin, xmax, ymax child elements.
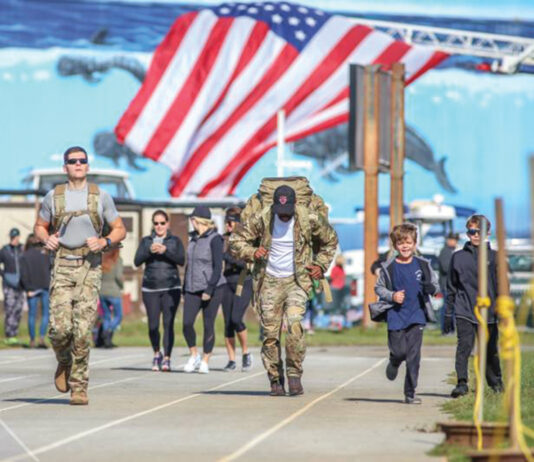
<box><xmin>370</xmin><ymin>255</ymin><xmax>439</xmax><ymax>323</ymax></box>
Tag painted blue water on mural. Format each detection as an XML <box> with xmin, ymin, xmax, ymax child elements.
<box><xmin>0</xmin><ymin>0</ymin><xmax>533</xmax><ymax>245</ymax></box>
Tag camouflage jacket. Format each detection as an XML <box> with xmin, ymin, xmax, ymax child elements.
<box><xmin>229</xmin><ymin>205</ymin><xmax>338</xmax><ymax>295</ymax></box>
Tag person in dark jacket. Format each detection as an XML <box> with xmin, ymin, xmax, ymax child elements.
<box><xmin>20</xmin><ymin>234</ymin><xmax>51</xmax><ymax>349</ymax></box>
<box><xmin>182</xmin><ymin>206</ymin><xmax>225</xmax><ymax>374</ymax></box>
<box><xmin>0</xmin><ymin>228</ymin><xmax>25</xmax><ymax>345</ymax></box>
<box><xmin>99</xmin><ymin>248</ymin><xmax>124</xmax><ymax>348</ymax></box>
<box><xmin>444</xmin><ymin>215</ymin><xmax>503</xmax><ymax>398</ymax></box>
<box><xmin>437</xmin><ymin>232</ymin><xmax>459</xmax><ymax>334</ymax></box>
<box><xmin>221</xmin><ymin>207</ymin><xmax>253</xmax><ymax>372</ymax></box>
<box><xmin>134</xmin><ymin>210</ymin><xmax>185</xmax><ymax>372</ymax></box>
<box><xmin>374</xmin><ymin>223</ymin><xmax>439</xmax><ymax>404</ymax></box>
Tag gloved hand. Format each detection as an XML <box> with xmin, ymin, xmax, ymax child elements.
<box><xmin>422</xmin><ymin>281</ymin><xmax>436</xmax><ymax>295</ymax></box>
<box><xmin>443</xmin><ymin>316</ymin><xmax>454</xmax><ymax>334</ymax></box>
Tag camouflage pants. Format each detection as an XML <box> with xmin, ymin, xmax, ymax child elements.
<box><xmin>49</xmin><ymin>261</ymin><xmax>102</xmax><ymax>393</ymax></box>
<box><xmin>3</xmin><ymin>286</ymin><xmax>25</xmax><ymax>338</ymax></box>
<box><xmin>259</xmin><ymin>274</ymin><xmax>308</xmax><ymax>382</ymax></box>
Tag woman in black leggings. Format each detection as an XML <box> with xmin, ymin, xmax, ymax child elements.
<box><xmin>222</xmin><ymin>207</ymin><xmax>253</xmax><ymax>372</ymax></box>
<box><xmin>134</xmin><ymin>210</ymin><xmax>185</xmax><ymax>372</ymax></box>
<box><xmin>183</xmin><ymin>206</ymin><xmax>225</xmax><ymax>374</ymax></box>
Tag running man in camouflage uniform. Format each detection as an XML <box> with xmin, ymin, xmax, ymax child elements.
<box><xmin>34</xmin><ymin>146</ymin><xmax>126</xmax><ymax>405</ymax></box>
<box><xmin>230</xmin><ymin>185</ymin><xmax>337</xmax><ymax>396</ymax></box>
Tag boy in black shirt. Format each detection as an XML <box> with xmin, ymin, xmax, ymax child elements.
<box><xmin>444</xmin><ymin>215</ymin><xmax>504</xmax><ymax>398</ymax></box>
<box><xmin>374</xmin><ymin>223</ymin><xmax>439</xmax><ymax>404</ymax></box>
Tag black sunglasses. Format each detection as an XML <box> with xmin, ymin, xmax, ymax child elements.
<box><xmin>153</xmin><ymin>221</ymin><xmax>167</xmax><ymax>226</ymax></box>
<box><xmin>65</xmin><ymin>158</ymin><xmax>88</xmax><ymax>165</ymax></box>
<box><xmin>467</xmin><ymin>228</ymin><xmax>481</xmax><ymax>236</ymax></box>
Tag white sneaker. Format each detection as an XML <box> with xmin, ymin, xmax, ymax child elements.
<box><xmin>183</xmin><ymin>354</ymin><xmax>201</xmax><ymax>373</ymax></box>
<box><xmin>198</xmin><ymin>361</ymin><xmax>210</xmax><ymax>374</ymax></box>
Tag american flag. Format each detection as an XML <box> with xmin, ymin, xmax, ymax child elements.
<box><xmin>115</xmin><ymin>2</ymin><xmax>448</xmax><ymax>197</ymax></box>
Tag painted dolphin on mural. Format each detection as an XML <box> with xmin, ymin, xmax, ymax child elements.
<box><xmin>292</xmin><ymin>123</ymin><xmax>457</xmax><ymax>193</ymax></box>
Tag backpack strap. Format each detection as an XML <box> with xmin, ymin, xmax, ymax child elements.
<box><xmin>295</xmin><ymin>205</ymin><xmax>312</xmax><ymax>243</ymax></box>
<box><xmin>87</xmin><ymin>183</ymin><xmax>102</xmax><ymax>235</ymax></box>
<box><xmin>52</xmin><ymin>184</ymin><xmax>67</xmax><ymax>232</ymax></box>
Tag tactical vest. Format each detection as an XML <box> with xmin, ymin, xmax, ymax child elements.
<box><xmin>51</xmin><ymin>183</ymin><xmax>102</xmax><ymax>257</ymax></box>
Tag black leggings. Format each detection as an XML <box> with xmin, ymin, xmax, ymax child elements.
<box><xmin>222</xmin><ymin>280</ymin><xmax>252</xmax><ymax>338</ymax></box>
<box><xmin>183</xmin><ymin>287</ymin><xmax>223</xmax><ymax>354</ymax></box>
<box><xmin>143</xmin><ymin>289</ymin><xmax>181</xmax><ymax>357</ymax></box>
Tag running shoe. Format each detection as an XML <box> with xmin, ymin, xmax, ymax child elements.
<box><xmin>450</xmin><ymin>382</ymin><xmax>469</xmax><ymax>398</ymax></box>
<box><xmin>242</xmin><ymin>353</ymin><xmax>253</xmax><ymax>372</ymax></box>
<box><xmin>405</xmin><ymin>395</ymin><xmax>422</xmax><ymax>405</ymax></box>
<box><xmin>184</xmin><ymin>354</ymin><xmax>201</xmax><ymax>373</ymax></box>
<box><xmin>161</xmin><ymin>358</ymin><xmax>171</xmax><ymax>372</ymax></box>
<box><xmin>386</xmin><ymin>361</ymin><xmax>399</xmax><ymax>381</ymax></box>
<box><xmin>198</xmin><ymin>361</ymin><xmax>210</xmax><ymax>374</ymax></box>
<box><xmin>223</xmin><ymin>360</ymin><xmax>236</xmax><ymax>372</ymax></box>
<box><xmin>152</xmin><ymin>352</ymin><xmax>163</xmax><ymax>372</ymax></box>
<box><xmin>4</xmin><ymin>337</ymin><xmax>19</xmax><ymax>346</ymax></box>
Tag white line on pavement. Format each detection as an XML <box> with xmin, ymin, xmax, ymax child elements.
<box><xmin>90</xmin><ymin>354</ymin><xmax>145</xmax><ymax>366</ymax></box>
<box><xmin>0</xmin><ymin>355</ymin><xmax>51</xmax><ymax>366</ymax></box>
<box><xmin>4</xmin><ymin>371</ymin><xmax>265</xmax><ymax>461</ymax></box>
<box><xmin>0</xmin><ymin>353</ymin><xmax>144</xmax><ymax>368</ymax></box>
<box><xmin>218</xmin><ymin>358</ymin><xmax>387</xmax><ymax>462</ymax></box>
<box><xmin>0</xmin><ymin>376</ymin><xmax>33</xmax><ymax>385</ymax></box>
<box><xmin>0</xmin><ymin>418</ymin><xmax>39</xmax><ymax>462</ymax></box>
<box><xmin>0</xmin><ymin>376</ymin><xmax>140</xmax><ymax>414</ymax></box>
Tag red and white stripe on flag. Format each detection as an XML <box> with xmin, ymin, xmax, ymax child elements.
<box><xmin>115</xmin><ymin>4</ymin><xmax>448</xmax><ymax>197</ymax></box>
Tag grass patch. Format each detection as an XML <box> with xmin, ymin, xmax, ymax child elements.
<box><xmin>432</xmin><ymin>350</ymin><xmax>534</xmax><ymax>460</ymax></box>
<box><xmin>3</xmin><ymin>310</ymin><xmax>534</xmax><ymax>349</ymax></box>
<box><xmin>0</xmin><ymin>311</ymin><xmax>460</xmax><ymax>349</ymax></box>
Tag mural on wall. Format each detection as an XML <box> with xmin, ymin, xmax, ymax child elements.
<box><xmin>0</xmin><ymin>0</ymin><xmax>533</xmax><ymax>241</ymax></box>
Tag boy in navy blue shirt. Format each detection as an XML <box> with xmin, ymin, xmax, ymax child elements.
<box><xmin>374</xmin><ymin>223</ymin><xmax>439</xmax><ymax>404</ymax></box>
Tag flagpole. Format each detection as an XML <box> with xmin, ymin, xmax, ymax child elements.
<box><xmin>277</xmin><ymin>109</ymin><xmax>285</xmax><ymax>177</ymax></box>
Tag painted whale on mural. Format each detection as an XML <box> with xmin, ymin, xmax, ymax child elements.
<box><xmin>56</xmin><ymin>51</ymin><xmax>455</xmax><ymax>193</ymax></box>
<box><xmin>93</xmin><ymin>131</ymin><xmax>146</xmax><ymax>171</ymax></box>
<box><xmin>57</xmin><ymin>55</ymin><xmax>146</xmax><ymax>83</ymax></box>
<box><xmin>56</xmin><ymin>52</ymin><xmax>147</xmax><ymax>170</ymax></box>
<box><xmin>292</xmin><ymin>123</ymin><xmax>457</xmax><ymax>193</ymax></box>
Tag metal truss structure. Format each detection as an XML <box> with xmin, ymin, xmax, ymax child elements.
<box><xmin>353</xmin><ymin>18</ymin><xmax>534</xmax><ymax>74</ymax></box>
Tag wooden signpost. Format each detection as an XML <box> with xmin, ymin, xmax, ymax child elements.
<box><xmin>349</xmin><ymin>63</ymin><xmax>406</xmax><ymax>328</ymax></box>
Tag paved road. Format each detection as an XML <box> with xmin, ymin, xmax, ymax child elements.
<box><xmin>0</xmin><ymin>345</ymin><xmax>453</xmax><ymax>462</ymax></box>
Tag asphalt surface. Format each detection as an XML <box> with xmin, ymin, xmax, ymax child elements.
<box><xmin>0</xmin><ymin>345</ymin><xmax>454</xmax><ymax>462</ymax></box>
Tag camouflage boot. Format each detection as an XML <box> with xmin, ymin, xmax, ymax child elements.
<box><xmin>288</xmin><ymin>376</ymin><xmax>304</xmax><ymax>396</ymax></box>
<box><xmin>54</xmin><ymin>362</ymin><xmax>72</xmax><ymax>393</ymax></box>
<box><xmin>70</xmin><ymin>390</ymin><xmax>89</xmax><ymax>405</ymax></box>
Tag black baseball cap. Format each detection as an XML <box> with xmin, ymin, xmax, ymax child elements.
<box><xmin>9</xmin><ymin>228</ymin><xmax>20</xmax><ymax>238</ymax></box>
<box><xmin>190</xmin><ymin>205</ymin><xmax>211</xmax><ymax>220</ymax></box>
<box><xmin>273</xmin><ymin>185</ymin><xmax>296</xmax><ymax>216</ymax></box>
<box><xmin>225</xmin><ymin>213</ymin><xmax>240</xmax><ymax>223</ymax></box>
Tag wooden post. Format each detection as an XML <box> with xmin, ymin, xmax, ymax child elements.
<box><xmin>362</xmin><ymin>65</ymin><xmax>380</xmax><ymax>329</ymax></box>
<box><xmin>495</xmin><ymin>198</ymin><xmax>519</xmax><ymax>448</ymax></box>
<box><xmin>390</xmin><ymin>63</ymin><xmax>405</xmax><ymax>230</ymax></box>
<box><xmin>476</xmin><ymin>216</ymin><xmax>489</xmax><ymax>424</ymax></box>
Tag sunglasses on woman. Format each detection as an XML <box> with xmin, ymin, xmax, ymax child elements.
<box><xmin>153</xmin><ymin>221</ymin><xmax>167</xmax><ymax>226</ymax></box>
